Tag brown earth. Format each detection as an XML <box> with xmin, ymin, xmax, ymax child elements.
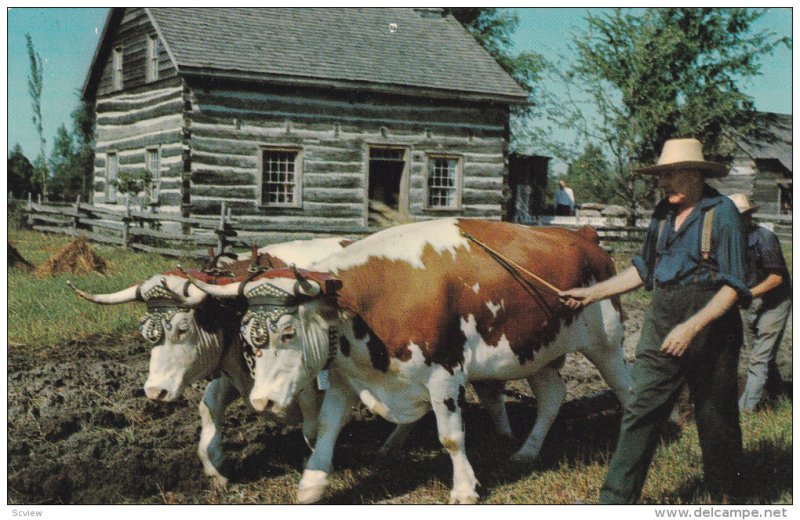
<box><xmin>7</xmin><ymin>298</ymin><xmax>792</xmax><ymax>504</ymax></box>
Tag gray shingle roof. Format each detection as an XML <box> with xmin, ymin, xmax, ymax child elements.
<box><xmin>147</xmin><ymin>7</ymin><xmax>528</xmax><ymax>102</ymax></box>
<box><xmin>736</xmin><ymin>113</ymin><xmax>792</xmax><ymax>172</ymax></box>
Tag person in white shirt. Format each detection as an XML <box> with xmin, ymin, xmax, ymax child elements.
<box><xmin>555</xmin><ymin>179</ymin><xmax>575</xmax><ymax>215</ymax></box>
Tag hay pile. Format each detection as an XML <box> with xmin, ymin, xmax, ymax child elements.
<box><xmin>8</xmin><ymin>242</ymin><xmax>35</xmax><ymax>272</ymax></box>
<box><xmin>368</xmin><ymin>200</ymin><xmax>413</xmax><ymax>228</ymax></box>
<box><xmin>35</xmin><ymin>236</ymin><xmax>108</xmax><ymax>277</ymax></box>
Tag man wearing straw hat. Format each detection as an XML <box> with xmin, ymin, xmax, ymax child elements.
<box><xmin>560</xmin><ymin>138</ymin><xmax>750</xmax><ymax>503</ymax></box>
<box><xmin>729</xmin><ymin>193</ymin><xmax>792</xmax><ymax>412</ymax></box>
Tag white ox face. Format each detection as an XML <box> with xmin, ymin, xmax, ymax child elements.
<box><xmin>68</xmin><ymin>274</ymin><xmax>214</xmax><ymax>402</ymax></box>
<box><xmin>135</xmin><ymin>275</ymin><xmax>222</xmax><ymax>402</ymax></box>
<box><xmin>238</xmin><ymin>277</ymin><xmax>330</xmax><ymax>413</ymax></box>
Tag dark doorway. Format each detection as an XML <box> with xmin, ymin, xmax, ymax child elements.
<box><xmin>368</xmin><ymin>147</ymin><xmax>405</xmax><ymax>210</ymax></box>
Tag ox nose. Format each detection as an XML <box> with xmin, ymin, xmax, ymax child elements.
<box><xmin>250</xmin><ymin>397</ymin><xmax>273</xmax><ymax>413</ymax></box>
<box><xmin>144</xmin><ymin>385</ymin><xmax>169</xmax><ymax>401</ymax></box>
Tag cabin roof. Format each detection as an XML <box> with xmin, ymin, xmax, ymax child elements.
<box><xmin>85</xmin><ymin>7</ymin><xmax>529</xmax><ymax>104</ymax></box>
<box><xmin>734</xmin><ymin>112</ymin><xmax>792</xmax><ymax>172</ymax></box>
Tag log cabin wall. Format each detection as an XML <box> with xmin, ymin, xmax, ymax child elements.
<box><xmin>92</xmin><ymin>8</ymin><xmax>183</xmax><ymax>212</ymax></box>
<box><xmin>186</xmin><ymin>81</ymin><xmax>509</xmax><ymax>228</ymax></box>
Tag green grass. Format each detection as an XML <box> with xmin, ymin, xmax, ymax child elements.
<box><xmin>8</xmin><ymin>228</ymin><xmax>199</xmax><ymax>347</ymax></box>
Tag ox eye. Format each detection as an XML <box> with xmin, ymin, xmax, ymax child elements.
<box><xmin>280</xmin><ymin>325</ymin><xmax>297</xmax><ymax>343</ymax></box>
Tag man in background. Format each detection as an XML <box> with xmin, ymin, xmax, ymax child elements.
<box><xmin>729</xmin><ymin>193</ymin><xmax>792</xmax><ymax>412</ymax></box>
<box><xmin>555</xmin><ymin>179</ymin><xmax>575</xmax><ymax>215</ymax></box>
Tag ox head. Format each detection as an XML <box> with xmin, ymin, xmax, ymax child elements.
<box><xmin>184</xmin><ymin>266</ymin><xmax>341</xmax><ymax>413</ymax></box>
<box><xmin>68</xmin><ymin>273</ymin><xmax>234</xmax><ymax>402</ymax></box>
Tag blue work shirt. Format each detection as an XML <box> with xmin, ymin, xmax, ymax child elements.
<box><xmin>632</xmin><ymin>185</ymin><xmax>751</xmax><ymax>305</ymax></box>
<box><xmin>745</xmin><ymin>225</ymin><xmax>792</xmax><ymax>306</ymax></box>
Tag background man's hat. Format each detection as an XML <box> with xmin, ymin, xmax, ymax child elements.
<box><xmin>728</xmin><ymin>193</ymin><xmax>759</xmax><ymax>214</ymax></box>
<box><xmin>636</xmin><ymin>138</ymin><xmax>729</xmax><ymax>178</ymax></box>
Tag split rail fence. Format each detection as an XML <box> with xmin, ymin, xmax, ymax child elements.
<box><xmin>21</xmin><ymin>195</ymin><xmax>791</xmax><ymax>259</ymax></box>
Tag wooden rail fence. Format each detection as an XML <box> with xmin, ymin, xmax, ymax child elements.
<box><xmin>21</xmin><ymin>194</ymin><xmax>790</xmax><ymax>259</ymax></box>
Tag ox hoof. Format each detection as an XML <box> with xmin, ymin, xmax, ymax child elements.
<box><xmin>297</xmin><ymin>469</ymin><xmax>328</xmax><ymax>504</ymax></box>
<box><xmin>449</xmin><ymin>490</ymin><xmax>479</xmax><ymax>504</ymax></box>
<box><xmin>208</xmin><ymin>474</ymin><xmax>229</xmax><ymax>490</ymax></box>
<box><xmin>509</xmin><ymin>451</ymin><xmax>539</xmax><ymax>465</ymax></box>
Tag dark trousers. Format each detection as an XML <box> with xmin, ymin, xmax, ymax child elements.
<box><xmin>600</xmin><ymin>284</ymin><xmax>743</xmax><ymax>504</ymax></box>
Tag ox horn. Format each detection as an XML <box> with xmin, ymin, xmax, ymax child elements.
<box><xmin>66</xmin><ymin>280</ymin><xmax>140</xmax><ymax>305</ymax></box>
<box><xmin>177</xmin><ymin>264</ymin><xmax>241</xmax><ymax>298</ymax></box>
<box><xmin>290</xmin><ymin>264</ymin><xmax>321</xmax><ymax>297</ymax></box>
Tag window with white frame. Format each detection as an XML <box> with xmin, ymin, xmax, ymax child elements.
<box><xmin>112</xmin><ymin>46</ymin><xmax>123</xmax><ymax>90</ymax></box>
<box><xmin>146</xmin><ymin>148</ymin><xmax>160</xmax><ymax>200</ymax></box>
<box><xmin>146</xmin><ymin>35</ymin><xmax>159</xmax><ymax>82</ymax></box>
<box><xmin>427</xmin><ymin>156</ymin><xmax>461</xmax><ymax>209</ymax></box>
<box><xmin>106</xmin><ymin>152</ymin><xmax>118</xmax><ymax>203</ymax></box>
<box><xmin>261</xmin><ymin>149</ymin><xmax>301</xmax><ymax>207</ymax></box>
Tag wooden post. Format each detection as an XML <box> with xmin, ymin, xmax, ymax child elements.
<box><xmin>37</xmin><ymin>193</ymin><xmax>42</xmax><ymax>206</ymax></box>
<box><xmin>27</xmin><ymin>192</ymin><xmax>32</xmax><ymax>210</ymax></box>
<box><xmin>73</xmin><ymin>194</ymin><xmax>82</xmax><ymax>233</ymax></box>
<box><xmin>216</xmin><ymin>201</ymin><xmax>227</xmax><ymax>255</ymax></box>
<box><xmin>122</xmin><ymin>198</ymin><xmax>131</xmax><ymax>248</ymax></box>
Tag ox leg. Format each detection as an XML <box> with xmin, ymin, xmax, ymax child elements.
<box><xmin>378</xmin><ymin>422</ymin><xmax>416</xmax><ymax>456</ymax></box>
<box><xmin>298</xmin><ymin>375</ymin><xmax>358</xmax><ymax>504</ymax></box>
<box><xmin>295</xmin><ymin>386</ymin><xmax>324</xmax><ymax>450</ymax></box>
<box><xmin>198</xmin><ymin>376</ymin><xmax>241</xmax><ymax>489</ymax></box>
<box><xmin>472</xmin><ymin>380</ymin><xmax>514</xmax><ymax>441</ymax></box>
<box><xmin>511</xmin><ymin>366</ymin><xmax>565</xmax><ymax>463</ymax></box>
<box><xmin>429</xmin><ymin>367</ymin><xmax>480</xmax><ymax>504</ymax></box>
<box><xmin>579</xmin><ymin>339</ymin><xmax>634</xmax><ymax>409</ymax></box>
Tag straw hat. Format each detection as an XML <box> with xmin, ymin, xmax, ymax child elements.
<box><xmin>636</xmin><ymin>138</ymin><xmax>728</xmax><ymax>178</ymax></box>
<box><xmin>728</xmin><ymin>193</ymin><xmax>759</xmax><ymax>214</ymax></box>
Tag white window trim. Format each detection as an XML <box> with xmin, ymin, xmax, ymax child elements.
<box><xmin>146</xmin><ymin>147</ymin><xmax>161</xmax><ymax>201</ymax></box>
<box><xmin>259</xmin><ymin>147</ymin><xmax>303</xmax><ymax>208</ymax></box>
<box><xmin>106</xmin><ymin>152</ymin><xmax>118</xmax><ymax>203</ymax></box>
<box><xmin>424</xmin><ymin>154</ymin><xmax>463</xmax><ymax>210</ymax></box>
<box><xmin>112</xmin><ymin>45</ymin><xmax>123</xmax><ymax>91</ymax></box>
<box><xmin>146</xmin><ymin>35</ymin><xmax>159</xmax><ymax>82</ymax></box>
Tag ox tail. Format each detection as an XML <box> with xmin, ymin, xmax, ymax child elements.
<box><xmin>578</xmin><ymin>235</ymin><xmax>624</xmax><ymax>322</ymax></box>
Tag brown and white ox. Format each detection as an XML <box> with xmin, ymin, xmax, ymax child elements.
<box><xmin>189</xmin><ymin>218</ymin><xmax>634</xmax><ymax>503</ymax></box>
<box><xmin>67</xmin><ymin>237</ymin><xmax>353</xmax><ymax>488</ymax></box>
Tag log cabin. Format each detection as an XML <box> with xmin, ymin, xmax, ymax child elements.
<box><xmin>82</xmin><ymin>8</ymin><xmax>529</xmax><ymax>235</ymax></box>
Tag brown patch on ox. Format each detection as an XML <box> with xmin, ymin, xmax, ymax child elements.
<box><xmin>339</xmin><ymin>239</ymin><xmax>355</xmax><ymax>248</ymax></box>
<box><xmin>441</xmin><ymin>438</ymin><xmax>459</xmax><ymax>453</ymax></box>
<box><xmin>333</xmin><ymin>220</ymin><xmax>620</xmax><ymax>372</ymax></box>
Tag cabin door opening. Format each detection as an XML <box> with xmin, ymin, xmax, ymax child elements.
<box><xmin>368</xmin><ymin>147</ymin><xmax>408</xmax><ymax>226</ymax></box>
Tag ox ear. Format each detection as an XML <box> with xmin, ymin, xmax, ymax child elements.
<box><xmin>177</xmin><ymin>264</ymin><xmax>241</xmax><ymax>298</ymax></box>
<box><xmin>66</xmin><ymin>280</ymin><xmax>141</xmax><ymax>305</ymax></box>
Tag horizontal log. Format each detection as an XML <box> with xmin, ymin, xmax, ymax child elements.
<box><xmin>130</xmin><ymin>242</ymin><xmax>199</xmax><ymax>258</ymax></box>
<box><xmin>96</xmin><ymin>130</ymin><xmax>182</xmax><ymax>153</ymax></box>
<box><xmin>303</xmin><ymin>173</ymin><xmax>364</xmax><ymax>189</ymax></box>
<box><xmin>304</xmin><ymin>160</ymin><xmax>364</xmax><ymax>175</ymax></box>
<box><xmin>302</xmin><ymin>188</ymin><xmax>363</xmax><ymax>204</ymax></box>
<box><xmin>31</xmin><ymin>225</ymin><xmax>125</xmax><ymax>246</ymax></box>
<box><xmin>97</xmin><ymin>98</ymin><xmax>184</xmax><ymax>126</ymax></box>
<box><xmin>191</xmin><ymin>185</ymin><xmax>259</xmax><ymax>199</ymax></box>
<box><xmin>191</xmin><ymin>169</ymin><xmax>257</xmax><ymax>186</ymax></box>
<box><xmin>192</xmin><ymin>151</ymin><xmax>258</xmax><ymax>169</ymax></box>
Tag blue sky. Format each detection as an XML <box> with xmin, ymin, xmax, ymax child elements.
<box><xmin>6</xmin><ymin>7</ymin><xmax>793</xmax><ymax>162</ymax></box>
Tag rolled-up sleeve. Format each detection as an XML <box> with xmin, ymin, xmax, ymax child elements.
<box><xmin>632</xmin><ymin>218</ymin><xmax>660</xmax><ymax>291</ymax></box>
<box><xmin>713</xmin><ymin>204</ymin><xmax>752</xmax><ymax>306</ymax></box>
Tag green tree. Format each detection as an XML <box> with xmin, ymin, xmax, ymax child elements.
<box><xmin>547</xmin><ymin>8</ymin><xmax>789</xmax><ymax>221</ymax></box>
<box><xmin>8</xmin><ymin>143</ymin><xmax>35</xmax><ymax>197</ymax></box>
<box><xmin>25</xmin><ymin>33</ymin><xmax>48</xmax><ymax>200</ymax></box>
<box><xmin>565</xmin><ymin>143</ymin><xmax>615</xmax><ymax>205</ymax></box>
<box><xmin>446</xmin><ymin>8</ymin><xmax>546</xmax><ymax>151</ymax></box>
<box><xmin>49</xmin><ymin>125</ymin><xmax>84</xmax><ymax>201</ymax></box>
<box><xmin>70</xmin><ymin>98</ymin><xmax>96</xmax><ymax>201</ymax></box>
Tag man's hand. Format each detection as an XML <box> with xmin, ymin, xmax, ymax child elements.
<box><xmin>660</xmin><ymin>321</ymin><xmax>699</xmax><ymax>357</ymax></box>
<box><xmin>559</xmin><ymin>287</ymin><xmax>597</xmax><ymax>310</ymax></box>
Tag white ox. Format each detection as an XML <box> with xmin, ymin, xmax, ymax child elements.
<box><xmin>68</xmin><ymin>237</ymin><xmax>352</xmax><ymax>488</ymax></box>
<box><xmin>189</xmin><ymin>218</ymin><xmax>634</xmax><ymax>503</ymax></box>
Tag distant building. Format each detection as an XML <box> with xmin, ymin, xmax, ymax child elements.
<box><xmin>710</xmin><ymin>113</ymin><xmax>792</xmax><ymax>215</ymax></box>
<box><xmin>82</xmin><ymin>8</ymin><xmax>529</xmax><ymax>232</ymax></box>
